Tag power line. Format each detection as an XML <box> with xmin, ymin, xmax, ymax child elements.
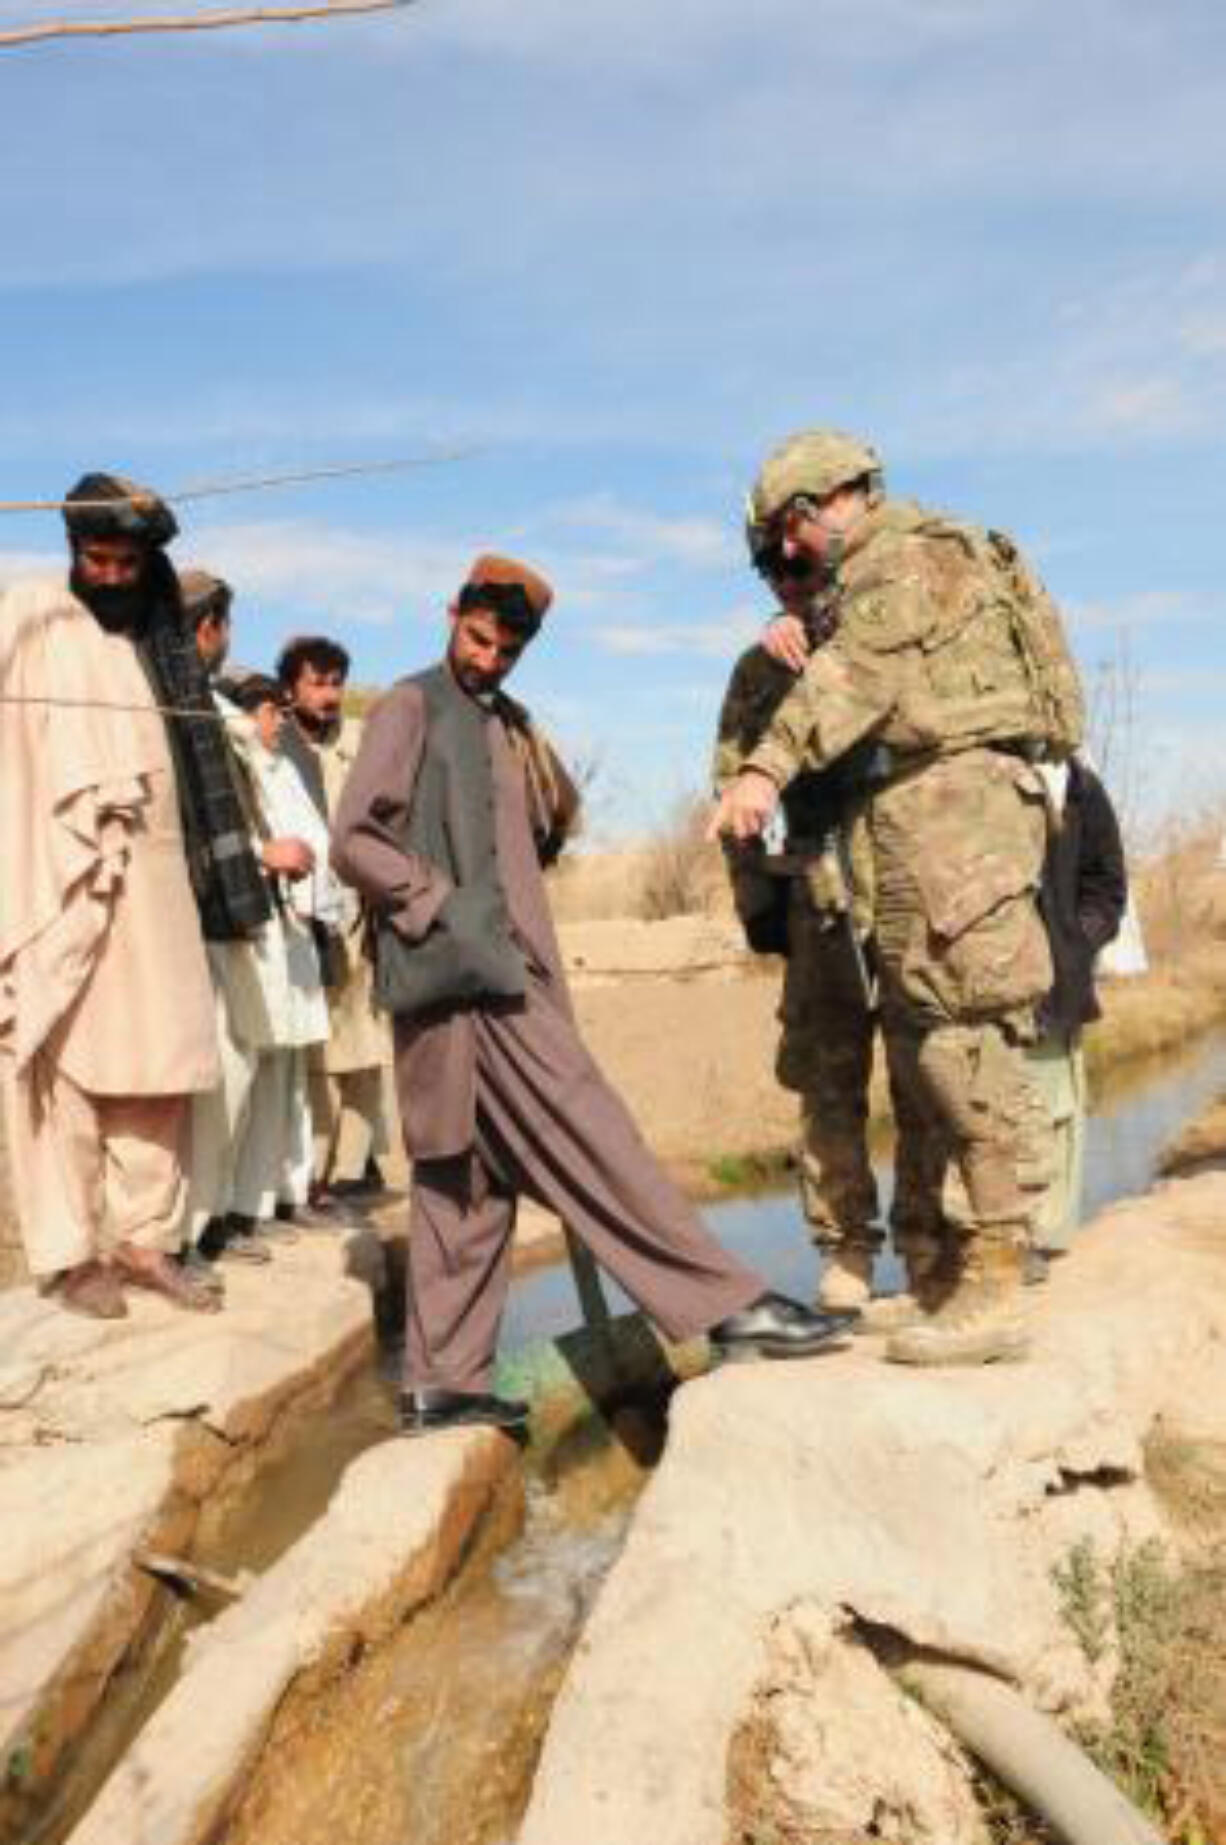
<box><xmin>0</xmin><ymin>0</ymin><xmax>418</xmax><ymax>52</ymax></box>
<box><xmin>0</xmin><ymin>448</ymin><xmax>480</xmax><ymax>516</ymax></box>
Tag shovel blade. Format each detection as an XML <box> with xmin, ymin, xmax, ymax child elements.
<box><xmin>554</xmin><ymin>1310</ymin><xmax>677</xmax><ymax>1416</ymax></box>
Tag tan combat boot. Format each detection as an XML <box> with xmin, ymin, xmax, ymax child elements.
<box><xmin>816</xmin><ymin>1242</ymin><xmax>874</xmax><ymax>1313</ymax></box>
<box><xmin>884</xmin><ymin>1240</ymin><xmax>1029</xmax><ymax>1366</ymax></box>
<box><xmin>894</xmin><ymin>1229</ymin><xmax>949</xmax><ymax>1310</ymax></box>
<box><xmin>849</xmin><ymin>1229</ymin><xmax>950</xmax><ymax>1335</ymax></box>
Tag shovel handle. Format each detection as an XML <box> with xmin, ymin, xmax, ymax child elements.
<box><xmin>564</xmin><ymin>1229</ymin><xmax>612</xmax><ymax>1329</ymax></box>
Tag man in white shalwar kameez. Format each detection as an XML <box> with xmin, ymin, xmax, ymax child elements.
<box><xmin>220</xmin><ymin>675</ymin><xmax>338</xmax><ymax>1239</ymax></box>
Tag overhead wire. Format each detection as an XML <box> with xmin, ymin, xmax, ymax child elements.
<box><xmin>0</xmin><ymin>0</ymin><xmax>418</xmax><ymax>51</ymax></box>
<box><xmin>0</xmin><ymin>447</ymin><xmax>481</xmax><ymax>517</ymax></box>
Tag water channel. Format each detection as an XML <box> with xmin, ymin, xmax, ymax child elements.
<box><xmin>32</xmin><ymin>1029</ymin><xmax>1226</xmax><ymax>1845</ymax></box>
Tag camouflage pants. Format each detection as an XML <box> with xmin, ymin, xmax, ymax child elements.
<box><xmin>779</xmin><ymin>909</ymin><xmax>946</xmax><ymax>1247</ymax></box>
<box><xmin>885</xmin><ymin>1019</ymin><xmax>1044</xmax><ymax>1247</ymax></box>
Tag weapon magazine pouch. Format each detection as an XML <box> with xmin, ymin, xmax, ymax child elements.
<box><xmin>729</xmin><ymin>845</ymin><xmax>791</xmax><ymax>956</ymax></box>
<box><xmin>743</xmin><ymin>881</ymin><xmax>790</xmax><ymax>956</ymax></box>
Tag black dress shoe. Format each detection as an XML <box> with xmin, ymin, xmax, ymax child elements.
<box><xmin>709</xmin><ymin>1292</ymin><xmax>856</xmax><ymax>1361</ymax></box>
<box><xmin>399</xmin><ymin>1388</ymin><xmax>531</xmax><ymax>1437</ymax></box>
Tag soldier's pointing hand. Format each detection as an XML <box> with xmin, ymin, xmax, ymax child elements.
<box><xmin>708</xmin><ymin>769</ymin><xmax>780</xmax><ymax>843</ymax></box>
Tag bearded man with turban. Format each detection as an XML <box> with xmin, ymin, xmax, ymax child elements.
<box><xmin>0</xmin><ymin>473</ymin><xmax>268</xmax><ymax>1317</ymax></box>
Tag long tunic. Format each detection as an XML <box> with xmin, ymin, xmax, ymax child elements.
<box><xmin>230</xmin><ymin>727</ymin><xmax>331</xmax><ymax>1051</ymax></box>
<box><xmin>0</xmin><ymin>576</ymin><xmax>218</xmax><ymax>1095</ymax></box>
<box><xmin>331</xmin><ymin>678</ymin><xmax>567</xmax><ymax>1160</ymax></box>
<box><xmin>1</xmin><ymin>577</ymin><xmax>219</xmax><ymax>1272</ymax></box>
<box><xmin>331</xmin><ymin>670</ymin><xmax>759</xmax><ymax>1385</ymax></box>
<box><xmin>290</xmin><ymin>715</ymin><xmax>390</xmax><ymax>1076</ymax></box>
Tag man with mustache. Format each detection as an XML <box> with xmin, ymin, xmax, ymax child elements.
<box><xmin>713</xmin><ymin>429</ymin><xmax>1084</xmax><ymax>1366</ymax></box>
<box><xmin>332</xmin><ymin>553</ymin><xmax>853</xmax><ymax>1437</ymax></box>
<box><xmin>714</xmin><ymin>524</ymin><xmax>946</xmax><ymax>1320</ymax></box>
<box><xmin>277</xmin><ymin>634</ymin><xmax>393</xmax><ymax>1211</ymax></box>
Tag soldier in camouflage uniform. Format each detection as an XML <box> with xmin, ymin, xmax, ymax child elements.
<box><xmin>712</xmin><ymin>429</ymin><xmax>1083</xmax><ymax>1366</ymax></box>
<box><xmin>713</xmin><ymin>544</ymin><xmax>946</xmax><ymax>1314</ymax></box>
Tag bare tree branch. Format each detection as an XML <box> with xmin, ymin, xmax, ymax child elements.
<box><xmin>0</xmin><ymin>0</ymin><xmax>417</xmax><ymax>52</ymax></box>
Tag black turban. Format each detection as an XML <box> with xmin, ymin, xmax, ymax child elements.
<box><xmin>62</xmin><ymin>472</ymin><xmax>179</xmax><ymax>549</ymax></box>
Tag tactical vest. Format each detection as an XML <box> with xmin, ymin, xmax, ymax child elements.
<box><xmin>370</xmin><ymin>664</ymin><xmax>527</xmax><ymax>1016</ymax></box>
<box><xmin>843</xmin><ymin>502</ymin><xmax>1084</xmax><ymax>761</ymax></box>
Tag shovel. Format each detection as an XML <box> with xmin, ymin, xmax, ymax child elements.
<box><xmin>554</xmin><ymin>1230</ymin><xmax>679</xmax><ymax>1458</ymax></box>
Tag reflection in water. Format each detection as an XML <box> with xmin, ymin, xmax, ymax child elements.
<box><xmin>502</xmin><ymin>1031</ymin><xmax>1226</xmax><ymax>1345</ymax></box>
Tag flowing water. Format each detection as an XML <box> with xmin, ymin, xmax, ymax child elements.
<box><xmin>502</xmin><ymin>1028</ymin><xmax>1226</xmax><ymax>1341</ymax></box>
<box><xmin>210</xmin><ymin>1028</ymin><xmax>1226</xmax><ymax>1845</ymax></box>
<box><xmin>33</xmin><ymin>1031</ymin><xmax>1226</xmax><ymax>1845</ymax></box>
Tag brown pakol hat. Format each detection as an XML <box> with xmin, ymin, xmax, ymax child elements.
<box><xmin>459</xmin><ymin>552</ymin><xmax>553</xmax><ymax>631</ymax></box>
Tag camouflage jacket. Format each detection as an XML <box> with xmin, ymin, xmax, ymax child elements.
<box><xmin>744</xmin><ymin>499</ymin><xmax>1059</xmax><ymax>791</ymax></box>
<box><xmin>740</xmin><ymin>502</ymin><xmax>1061</xmax><ymax>1024</ymax></box>
<box><xmin>713</xmin><ymin>620</ymin><xmax>877</xmax><ymax>944</ymax></box>
<box><xmin>714</xmin><ymin>642</ymin><xmax>850</xmax><ymax>845</ymax></box>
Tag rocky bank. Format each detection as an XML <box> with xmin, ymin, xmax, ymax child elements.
<box><xmin>519</xmin><ymin>1172</ymin><xmax>1226</xmax><ymax>1844</ymax></box>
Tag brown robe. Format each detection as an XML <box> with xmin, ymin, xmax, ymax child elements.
<box><xmin>331</xmin><ymin>670</ymin><xmax>760</xmax><ymax>1392</ymax></box>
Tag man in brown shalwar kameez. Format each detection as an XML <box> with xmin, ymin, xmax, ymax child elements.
<box><xmin>331</xmin><ymin>553</ymin><xmax>853</xmax><ymax>1436</ymax></box>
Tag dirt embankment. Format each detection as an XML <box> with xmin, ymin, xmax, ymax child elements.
<box><xmin>1159</xmin><ymin>1084</ymin><xmax>1226</xmax><ymax>1181</ymax></box>
<box><xmin>517</xmin><ymin>1171</ymin><xmax>1226</xmax><ymax>1845</ymax></box>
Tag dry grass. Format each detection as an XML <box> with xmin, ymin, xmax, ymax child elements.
<box><xmin>635</xmin><ymin>793</ymin><xmax>726</xmax><ymax>922</ymax></box>
<box><xmin>1049</xmin><ymin>1436</ymin><xmax>1226</xmax><ymax>1845</ymax></box>
<box><xmin>1088</xmin><ymin>944</ymin><xmax>1226</xmax><ymax>1081</ymax></box>
<box><xmin>1135</xmin><ymin>806</ymin><xmax>1226</xmax><ymax>964</ymax></box>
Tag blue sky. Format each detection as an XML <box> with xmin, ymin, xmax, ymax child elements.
<box><xmin>1</xmin><ymin>0</ymin><xmax>1224</xmax><ymax>841</ymax></box>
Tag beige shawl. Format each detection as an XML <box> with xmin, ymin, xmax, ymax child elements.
<box><xmin>0</xmin><ymin>576</ymin><xmax>170</xmax><ymax>1074</ymax></box>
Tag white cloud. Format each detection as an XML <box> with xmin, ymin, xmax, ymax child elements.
<box><xmin>547</xmin><ymin>495</ymin><xmax>736</xmax><ymax>571</ymax></box>
<box><xmin>184</xmin><ymin>518</ymin><xmax>469</xmax><ymax>626</ymax></box>
<box><xmin>3</xmin><ymin>0</ymin><xmax>1223</xmax><ymax>295</ymax></box>
<box><xmin>1179</xmin><ymin>312</ymin><xmax>1226</xmax><ymax>358</ymax></box>
<box><xmin>595</xmin><ymin>612</ymin><xmax>757</xmax><ymax>658</ymax></box>
<box><xmin>184</xmin><ymin>494</ymin><xmax>745</xmax><ymax>631</ymax></box>
<box><xmin>1067</xmin><ymin>589</ymin><xmax>1222</xmax><ymax>631</ymax></box>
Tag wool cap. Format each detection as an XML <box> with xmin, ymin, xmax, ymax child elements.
<box><xmin>62</xmin><ymin>472</ymin><xmax>179</xmax><ymax>549</ymax></box>
<box><xmin>461</xmin><ymin>552</ymin><xmax>553</xmax><ymax>626</ymax></box>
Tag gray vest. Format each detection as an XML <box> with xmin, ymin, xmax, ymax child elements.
<box><xmin>371</xmin><ymin>664</ymin><xmax>527</xmax><ymax>1017</ymax></box>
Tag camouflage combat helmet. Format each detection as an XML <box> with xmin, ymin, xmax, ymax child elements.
<box><xmin>748</xmin><ymin>428</ymin><xmax>883</xmax><ymax>528</ymax></box>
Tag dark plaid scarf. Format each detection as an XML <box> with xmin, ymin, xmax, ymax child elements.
<box><xmin>134</xmin><ymin>558</ymin><xmax>272</xmax><ymax>941</ymax></box>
